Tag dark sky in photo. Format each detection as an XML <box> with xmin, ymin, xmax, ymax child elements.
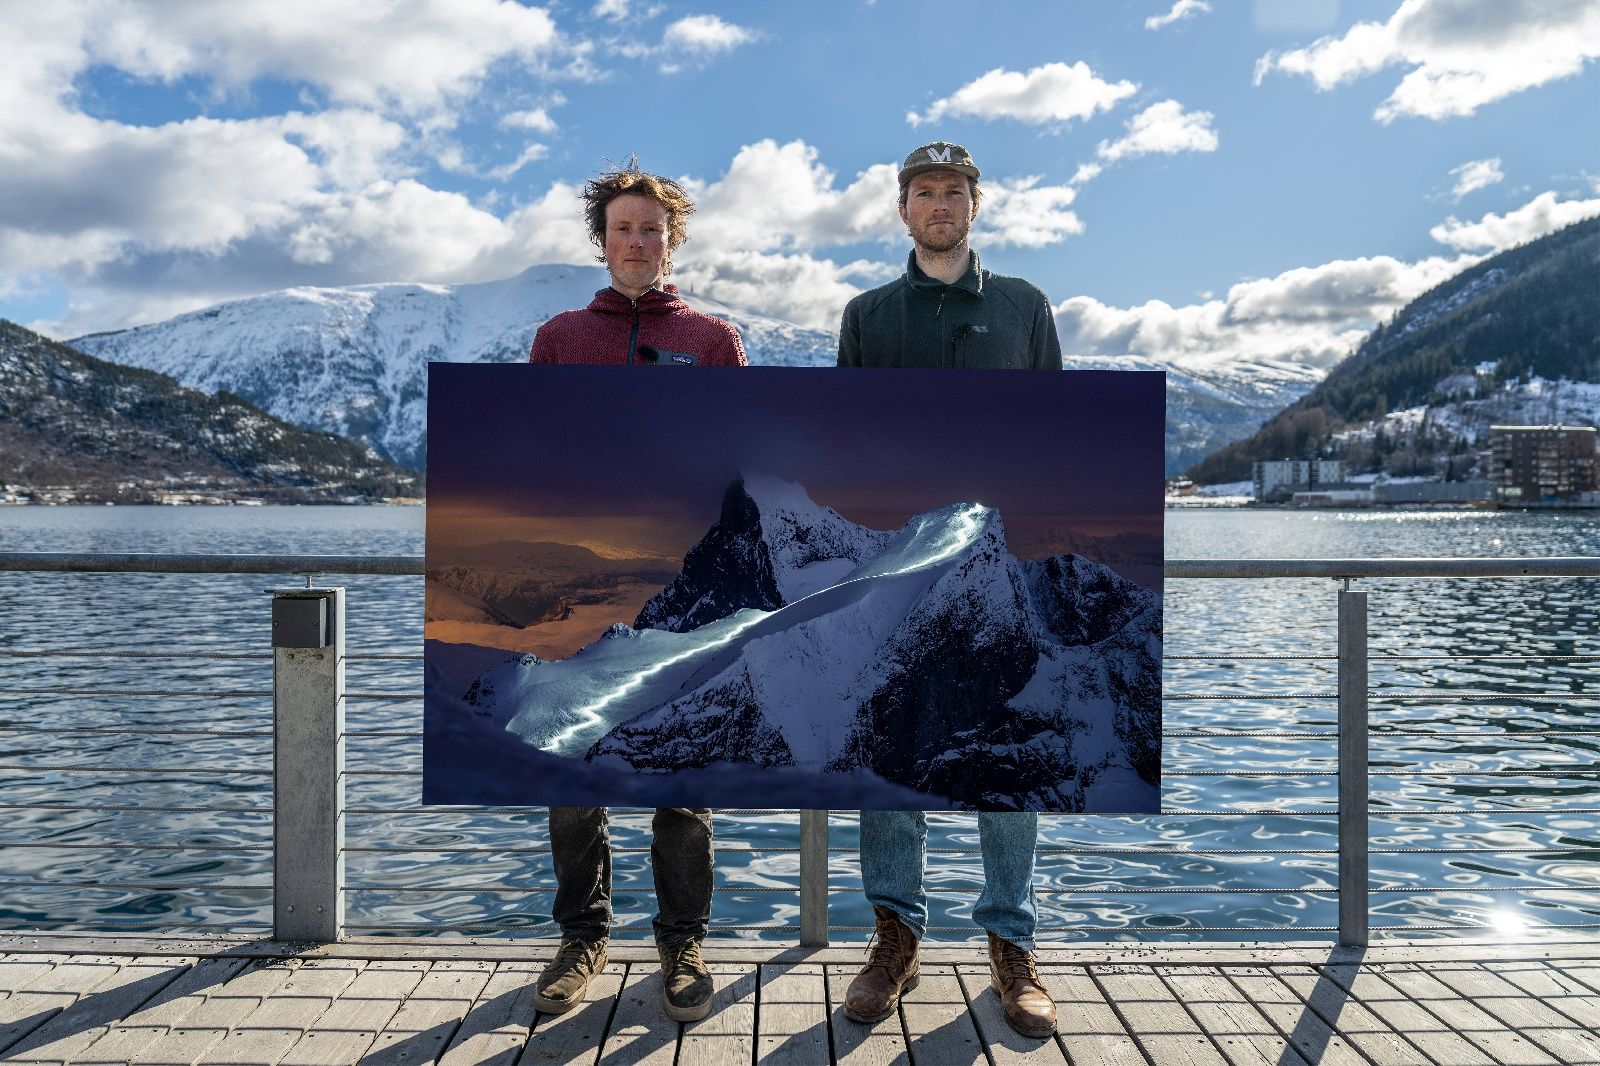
<box><xmin>429</xmin><ymin>364</ymin><xmax>1164</xmax><ymax>552</ymax></box>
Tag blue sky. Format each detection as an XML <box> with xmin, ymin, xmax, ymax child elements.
<box><xmin>3</xmin><ymin>0</ymin><xmax>1597</xmax><ymax>370</ymax></box>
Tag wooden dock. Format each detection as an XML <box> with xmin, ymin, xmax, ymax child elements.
<box><xmin>3</xmin><ymin>936</ymin><xmax>1599</xmax><ymax>1064</ymax></box>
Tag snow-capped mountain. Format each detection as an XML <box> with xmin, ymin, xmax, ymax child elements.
<box><xmin>69</xmin><ymin>265</ymin><xmax>835</xmax><ymax>469</ymax></box>
<box><xmin>1065</xmin><ymin>354</ymin><xmax>1322</xmax><ymax>475</ymax></box>
<box><xmin>69</xmin><ymin>263</ymin><xmax>1319</xmax><ymax>474</ymax></box>
<box><xmin>444</xmin><ymin>475</ymin><xmax>1161</xmax><ymax>812</ymax></box>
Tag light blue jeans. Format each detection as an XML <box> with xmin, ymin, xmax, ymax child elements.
<box><xmin>860</xmin><ymin>810</ymin><xmax>1037</xmax><ymax>950</ymax></box>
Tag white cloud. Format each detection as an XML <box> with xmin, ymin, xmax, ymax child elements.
<box><xmin>972</xmin><ymin>177</ymin><xmax>1083</xmax><ymax>248</ymax></box>
<box><xmin>661</xmin><ymin>14</ymin><xmax>758</xmax><ymax>55</ymax></box>
<box><xmin>55</xmin><ymin>0</ymin><xmax>565</xmax><ymax>118</ymax></box>
<box><xmin>1069</xmin><ymin>162</ymin><xmax>1104</xmax><ymax>186</ymax></box>
<box><xmin>1447</xmin><ymin>157</ymin><xmax>1504</xmax><ymax>200</ymax></box>
<box><xmin>907</xmin><ymin>61</ymin><xmax>1138</xmax><ymax>127</ymax></box>
<box><xmin>1254</xmin><ymin>0</ymin><xmax>1600</xmax><ymax>122</ymax></box>
<box><xmin>1056</xmin><ymin>252</ymin><xmax>1477</xmax><ymax>371</ymax></box>
<box><xmin>604</xmin><ymin>12</ymin><xmax>759</xmax><ymax>72</ymax></box>
<box><xmin>500</xmin><ymin>108</ymin><xmax>560</xmax><ymax>134</ymax></box>
<box><xmin>1096</xmin><ymin>99</ymin><xmax>1219</xmax><ymax>161</ymax></box>
<box><xmin>592</xmin><ymin>0</ymin><xmax>629</xmax><ymax>20</ymax></box>
<box><xmin>1430</xmin><ymin>191</ymin><xmax>1600</xmax><ymax>251</ymax></box>
<box><xmin>1146</xmin><ymin>0</ymin><xmax>1211</xmax><ymax>31</ymax></box>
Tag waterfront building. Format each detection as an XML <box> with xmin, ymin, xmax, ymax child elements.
<box><xmin>1373</xmin><ymin>479</ymin><xmax>1493</xmax><ymax>505</ymax></box>
<box><xmin>1490</xmin><ymin>424</ymin><xmax>1599</xmax><ymax>503</ymax></box>
<box><xmin>1252</xmin><ymin>458</ymin><xmax>1348</xmax><ymax>502</ymax></box>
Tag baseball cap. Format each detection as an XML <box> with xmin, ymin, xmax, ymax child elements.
<box><xmin>898</xmin><ymin>141</ymin><xmax>980</xmax><ymax>186</ymax></box>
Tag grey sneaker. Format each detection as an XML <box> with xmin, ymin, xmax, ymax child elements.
<box><xmin>657</xmin><ymin>937</ymin><xmax>713</xmax><ymax>1021</ymax></box>
<box><xmin>535</xmin><ymin>937</ymin><xmax>607</xmax><ymax>1014</ymax></box>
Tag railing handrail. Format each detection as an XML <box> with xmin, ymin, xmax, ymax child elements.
<box><xmin>3</xmin><ymin>551</ymin><xmax>1598</xmax><ymax>578</ymax></box>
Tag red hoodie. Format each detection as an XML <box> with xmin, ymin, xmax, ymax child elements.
<box><xmin>528</xmin><ymin>285</ymin><xmax>747</xmax><ymax>367</ymax></box>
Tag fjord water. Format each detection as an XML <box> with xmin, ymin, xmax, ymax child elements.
<box><xmin>1</xmin><ymin>506</ymin><xmax>1596</xmax><ymax>941</ymax></box>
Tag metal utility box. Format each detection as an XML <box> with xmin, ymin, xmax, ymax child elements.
<box><xmin>272</xmin><ymin>594</ymin><xmax>330</xmax><ymax>648</ymax></box>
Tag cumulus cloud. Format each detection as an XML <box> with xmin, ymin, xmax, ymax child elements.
<box><xmin>1447</xmin><ymin>157</ymin><xmax>1504</xmax><ymax>200</ymax></box>
<box><xmin>1096</xmin><ymin>100</ymin><xmax>1219</xmax><ymax>161</ymax></box>
<box><xmin>499</xmin><ymin>108</ymin><xmax>560</xmax><ymax>134</ymax></box>
<box><xmin>605</xmin><ymin>12</ymin><xmax>759</xmax><ymax>73</ymax></box>
<box><xmin>46</xmin><ymin>0</ymin><xmax>564</xmax><ymax>118</ymax></box>
<box><xmin>972</xmin><ymin>178</ymin><xmax>1083</xmax><ymax>248</ymax></box>
<box><xmin>1430</xmin><ymin>191</ymin><xmax>1600</xmax><ymax>251</ymax></box>
<box><xmin>592</xmin><ymin>0</ymin><xmax>630</xmax><ymax>19</ymax></box>
<box><xmin>907</xmin><ymin>62</ymin><xmax>1138</xmax><ymax>126</ymax></box>
<box><xmin>1254</xmin><ymin>0</ymin><xmax>1600</xmax><ymax>122</ymax></box>
<box><xmin>1146</xmin><ymin>0</ymin><xmax>1211</xmax><ymax>31</ymax></box>
<box><xmin>1055</xmin><ymin>252</ymin><xmax>1477</xmax><ymax>371</ymax></box>
<box><xmin>661</xmin><ymin>14</ymin><xmax>758</xmax><ymax>54</ymax></box>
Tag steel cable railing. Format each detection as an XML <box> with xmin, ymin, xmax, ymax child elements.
<box><xmin>1</xmin><ymin>553</ymin><xmax>1597</xmax><ymax>944</ymax></box>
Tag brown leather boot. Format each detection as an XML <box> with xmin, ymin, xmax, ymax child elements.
<box><xmin>843</xmin><ymin>906</ymin><xmax>920</xmax><ymax>1023</ymax></box>
<box><xmin>988</xmin><ymin>932</ymin><xmax>1056</xmax><ymax>1038</ymax></box>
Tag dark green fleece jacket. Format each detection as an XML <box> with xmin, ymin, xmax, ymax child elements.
<box><xmin>836</xmin><ymin>250</ymin><xmax>1062</xmax><ymax>370</ymax></box>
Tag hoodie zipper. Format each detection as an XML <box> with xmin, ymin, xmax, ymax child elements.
<box><xmin>627</xmin><ymin>297</ymin><xmax>641</xmax><ymax>365</ymax></box>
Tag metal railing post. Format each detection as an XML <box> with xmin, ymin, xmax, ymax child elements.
<box><xmin>271</xmin><ymin>586</ymin><xmax>345</xmax><ymax>941</ymax></box>
<box><xmin>1337</xmin><ymin>586</ymin><xmax>1369</xmax><ymax>947</ymax></box>
<box><xmin>799</xmin><ymin>809</ymin><xmax>829</xmax><ymax>946</ymax></box>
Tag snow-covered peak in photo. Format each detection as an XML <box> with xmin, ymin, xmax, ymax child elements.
<box><xmin>634</xmin><ymin>475</ymin><xmax>893</xmax><ymax>632</ymax></box>
<box><xmin>739</xmin><ymin>473</ymin><xmax>895</xmax><ymax>600</ymax></box>
<box><xmin>451</xmin><ymin>478</ymin><xmax>1162</xmax><ymax>811</ymax></box>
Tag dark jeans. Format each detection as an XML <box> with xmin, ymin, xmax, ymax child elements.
<box><xmin>549</xmin><ymin>806</ymin><xmax>713</xmax><ymax>946</ymax></box>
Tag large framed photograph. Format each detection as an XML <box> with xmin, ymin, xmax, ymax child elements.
<box><xmin>424</xmin><ymin>365</ymin><xmax>1163</xmax><ymax>812</ymax></box>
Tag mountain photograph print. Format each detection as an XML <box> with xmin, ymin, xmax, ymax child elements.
<box><xmin>424</xmin><ymin>365</ymin><xmax>1164</xmax><ymax>812</ymax></box>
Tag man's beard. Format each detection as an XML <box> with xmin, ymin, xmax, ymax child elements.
<box><xmin>910</xmin><ymin>217</ymin><xmax>969</xmax><ymax>254</ymax></box>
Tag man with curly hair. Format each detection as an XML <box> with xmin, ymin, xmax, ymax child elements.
<box><xmin>530</xmin><ymin>163</ymin><xmax>746</xmax><ymax>367</ymax></box>
<box><xmin>528</xmin><ymin>163</ymin><xmax>744</xmax><ymax>1024</ymax></box>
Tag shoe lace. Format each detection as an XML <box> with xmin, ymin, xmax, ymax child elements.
<box><xmin>554</xmin><ymin>938</ymin><xmax>598</xmax><ymax>971</ymax></box>
<box><xmin>664</xmin><ymin>938</ymin><xmax>704</xmax><ymax>978</ymax></box>
<box><xmin>995</xmin><ymin>940</ymin><xmax>1040</xmax><ymax>984</ymax></box>
<box><xmin>865</xmin><ymin>914</ymin><xmax>910</xmax><ymax>972</ymax></box>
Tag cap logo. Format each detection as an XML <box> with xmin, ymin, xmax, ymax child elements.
<box><xmin>926</xmin><ymin>145</ymin><xmax>953</xmax><ymax>163</ymax></box>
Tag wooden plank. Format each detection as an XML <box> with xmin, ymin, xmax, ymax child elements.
<box><xmin>1156</xmin><ymin>967</ymin><xmax>1307</xmax><ymax>1066</ymax></box>
<box><xmin>899</xmin><ymin>964</ymin><xmax>985</xmax><ymax>1066</ymax></box>
<box><xmin>2</xmin><ymin>957</ymin><xmax>192</xmax><ymax>1063</ymax></box>
<box><xmin>0</xmin><ymin>955</ymin><xmax>125</xmax><ymax>1057</ymax></box>
<box><xmin>362</xmin><ymin>960</ymin><xmax>494</xmax><ymax>1066</ymax></box>
<box><xmin>1313</xmin><ymin>963</ymin><xmax>1493</xmax><ymax>1066</ymax></box>
<box><xmin>1271</xmin><ymin>963</ymin><xmax>1442</xmax><ymax>1064</ymax></box>
<box><xmin>1417</xmin><ymin>963</ymin><xmax>1585</xmax><ymax>1029</ymax></box>
<box><xmin>1095</xmin><ymin>965</ymin><xmax>1228</xmax><ymax>1066</ymax></box>
<box><xmin>754</xmin><ymin>964</ymin><xmax>828</xmax><ymax>1066</ymax></box>
<box><xmin>595</xmin><ymin>964</ymin><xmax>678</xmax><ymax>1066</ymax></box>
<box><xmin>1037</xmin><ymin>966</ymin><xmax>1145</xmax><ymax>1066</ymax></box>
<box><xmin>0</xmin><ymin>956</ymin><xmax>62</xmax><ymax>999</ymax></box>
<box><xmin>278</xmin><ymin>960</ymin><xmax>429</xmax><ymax>1066</ymax></box>
<box><xmin>1218</xmin><ymin>966</ymin><xmax>1369</xmax><ymax>1066</ymax></box>
<box><xmin>1518</xmin><ymin>1026</ymin><xmax>1600</xmax><ymax>1066</ymax></box>
<box><xmin>131</xmin><ymin>958</ymin><xmax>304</xmax><ymax>1066</ymax></box>
<box><xmin>678</xmin><ymin>963</ymin><xmax>756</xmax><ymax>1066</ymax></box>
<box><xmin>437</xmin><ymin>960</ymin><xmax>539</xmax><ymax>1066</ymax></box>
<box><xmin>1380</xmin><ymin>963</ymin><xmax>1561</xmax><ymax>1066</ymax></box>
<box><xmin>72</xmin><ymin>956</ymin><xmax>253</xmax><ymax>1065</ymax></box>
<box><xmin>953</xmin><ymin>964</ymin><xmax>1067</xmax><ymax>1065</ymax></box>
<box><xmin>521</xmin><ymin>960</ymin><xmax>623</xmax><ymax>1065</ymax></box>
<box><xmin>823</xmin><ymin>964</ymin><xmax>908</xmax><ymax>1066</ymax></box>
<box><xmin>204</xmin><ymin>957</ymin><xmax>363</xmax><ymax>1064</ymax></box>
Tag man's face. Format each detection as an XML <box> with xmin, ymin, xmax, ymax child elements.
<box><xmin>603</xmin><ymin>193</ymin><xmax>671</xmax><ymax>297</ymax></box>
<box><xmin>899</xmin><ymin>170</ymin><xmax>977</xmax><ymax>253</ymax></box>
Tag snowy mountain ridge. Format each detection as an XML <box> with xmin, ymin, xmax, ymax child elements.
<box><xmin>69</xmin><ymin>264</ymin><xmax>1321</xmax><ymax>474</ymax></box>
<box><xmin>69</xmin><ymin>265</ymin><xmax>835</xmax><ymax>469</ymax></box>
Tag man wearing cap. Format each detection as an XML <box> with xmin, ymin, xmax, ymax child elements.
<box><xmin>836</xmin><ymin>142</ymin><xmax>1061</xmax><ymax>1039</ymax></box>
